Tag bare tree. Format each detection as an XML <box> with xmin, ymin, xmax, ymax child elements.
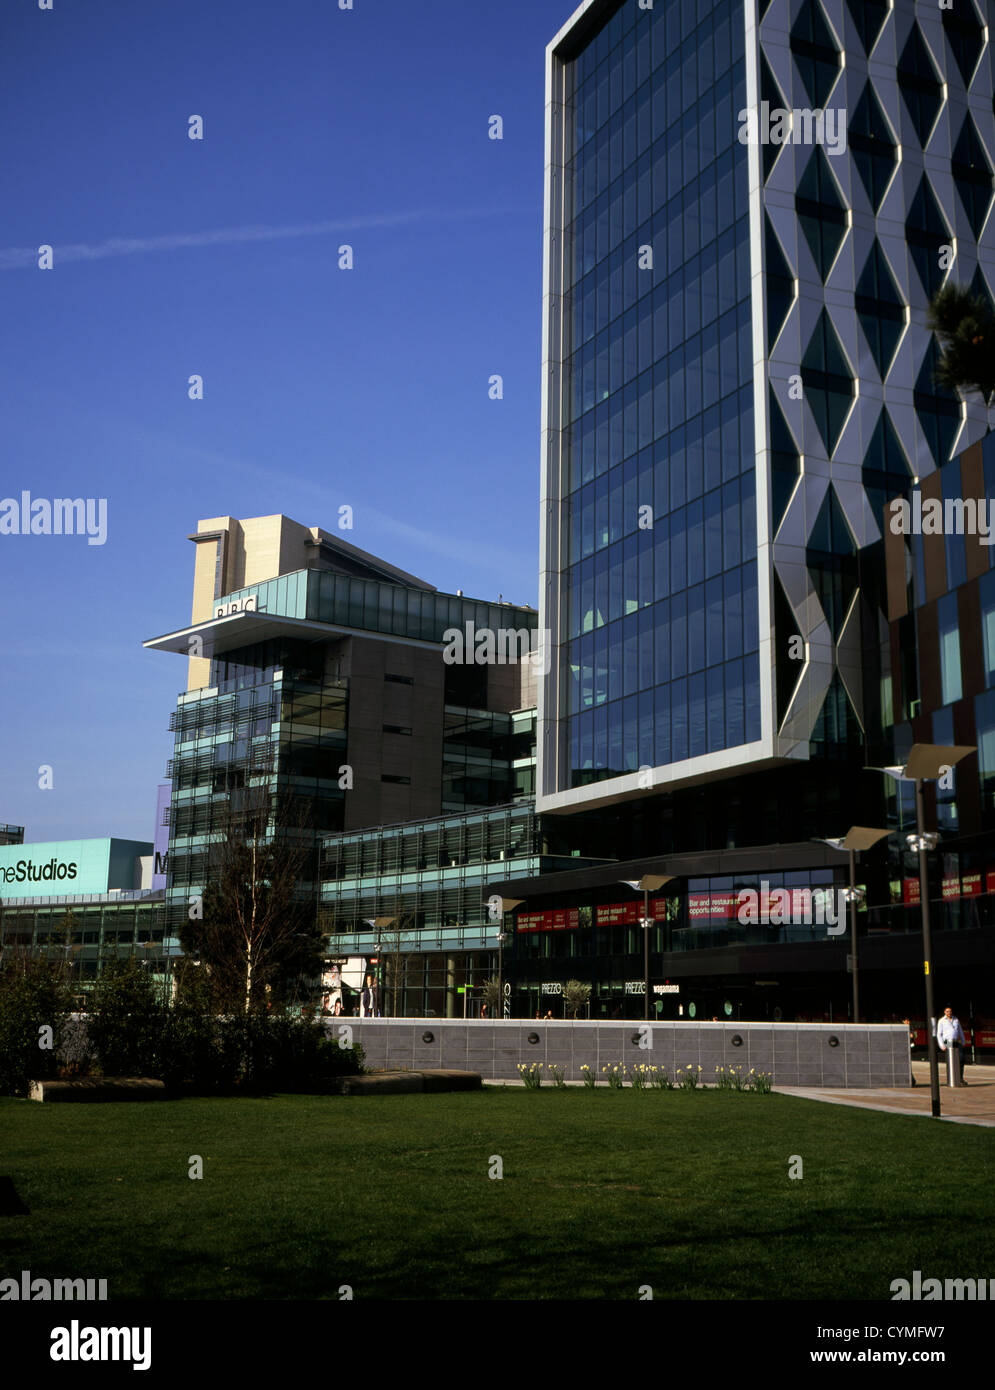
<box><xmin>180</xmin><ymin>788</ymin><xmax>324</xmax><ymax>1013</ymax></box>
<box><xmin>376</xmin><ymin>911</ymin><xmax>416</xmax><ymax>1017</ymax></box>
<box><xmin>52</xmin><ymin>909</ymin><xmax>85</xmax><ymax>1004</ymax></box>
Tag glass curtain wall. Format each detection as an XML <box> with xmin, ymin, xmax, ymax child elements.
<box><xmin>559</xmin><ymin>0</ymin><xmax>759</xmax><ymax>789</ymax></box>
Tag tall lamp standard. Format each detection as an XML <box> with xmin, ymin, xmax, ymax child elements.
<box><xmin>363</xmin><ymin>916</ymin><xmax>397</xmax><ymax>1016</ymax></box>
<box><xmin>619</xmin><ymin>875</ymin><xmax>675</xmax><ymax>1021</ymax></box>
<box><xmin>496</xmin><ymin>898</ymin><xmax>524</xmax><ymax>1020</ymax></box>
<box><xmin>816</xmin><ymin>827</ymin><xmax>890</xmax><ymax>1024</ymax></box>
<box><xmin>876</xmin><ymin>744</ymin><xmax>976</xmax><ymax>1119</ymax></box>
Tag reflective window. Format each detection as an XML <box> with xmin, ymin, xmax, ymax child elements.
<box><xmin>941</xmin><ymin>458</ymin><xmax>968</xmax><ymax>590</ymax></box>
<box><xmin>932</xmin><ymin>705</ymin><xmax>958</xmax><ymax>831</ymax></box>
<box><xmin>982</xmin><ymin>570</ymin><xmax>995</xmax><ymax>689</ymax></box>
<box><xmin>559</xmin><ymin>0</ymin><xmax>757</xmax><ymax>788</ymax></box>
<box><xmin>977</xmin><ymin>688</ymin><xmax>995</xmax><ymax>826</ymax></box>
<box><xmin>937</xmin><ymin>592</ymin><xmax>962</xmax><ymax>705</ymax></box>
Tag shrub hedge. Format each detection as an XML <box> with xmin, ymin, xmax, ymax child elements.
<box><xmin>0</xmin><ymin>957</ymin><xmax>363</xmax><ymax>1096</ymax></box>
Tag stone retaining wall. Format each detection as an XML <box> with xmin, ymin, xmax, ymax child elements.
<box><xmin>323</xmin><ymin>1020</ymin><xmax>911</xmax><ymax>1088</ymax></box>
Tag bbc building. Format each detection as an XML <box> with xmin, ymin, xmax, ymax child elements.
<box><xmin>142</xmin><ymin>514</ymin><xmax>609</xmax><ymax>1014</ymax></box>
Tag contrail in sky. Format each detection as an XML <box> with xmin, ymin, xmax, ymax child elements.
<box><xmin>0</xmin><ymin>208</ymin><xmax>492</xmax><ymax>271</ymax></box>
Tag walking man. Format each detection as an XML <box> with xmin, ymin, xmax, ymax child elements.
<box><xmin>936</xmin><ymin>1006</ymin><xmax>967</xmax><ymax>1086</ymax></box>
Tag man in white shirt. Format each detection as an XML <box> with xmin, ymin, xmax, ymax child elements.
<box><xmin>936</xmin><ymin>1006</ymin><xmax>967</xmax><ymax>1085</ymax></box>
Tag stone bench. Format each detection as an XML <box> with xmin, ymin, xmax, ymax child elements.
<box><xmin>340</xmin><ymin>1069</ymin><xmax>481</xmax><ymax>1096</ymax></box>
<box><xmin>418</xmin><ymin>1069</ymin><xmax>482</xmax><ymax>1093</ymax></box>
<box><xmin>28</xmin><ymin>1078</ymin><xmax>167</xmax><ymax>1103</ymax></box>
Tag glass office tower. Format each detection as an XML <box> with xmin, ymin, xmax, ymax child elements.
<box><xmin>539</xmin><ymin>0</ymin><xmax>995</xmax><ymax>816</ymax></box>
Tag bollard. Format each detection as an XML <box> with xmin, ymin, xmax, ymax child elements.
<box><xmin>945</xmin><ymin>1046</ymin><xmax>959</xmax><ymax>1088</ymax></box>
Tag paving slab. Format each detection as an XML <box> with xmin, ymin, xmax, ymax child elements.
<box><xmin>776</xmin><ymin>1063</ymin><xmax>995</xmax><ymax>1127</ymax></box>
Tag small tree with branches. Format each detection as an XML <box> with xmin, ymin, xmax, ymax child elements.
<box><xmin>562</xmin><ymin>979</ymin><xmax>592</xmax><ymax>1020</ymax></box>
<box><xmin>0</xmin><ymin>950</ymin><xmax>75</xmax><ymax>1095</ymax></box>
<box><xmin>180</xmin><ymin>789</ymin><xmax>324</xmax><ymax>1013</ymax></box>
<box><xmin>480</xmin><ymin>978</ymin><xmax>502</xmax><ymax>1018</ymax></box>
<box><xmin>376</xmin><ymin>911</ymin><xmax>418</xmax><ymax>1017</ymax></box>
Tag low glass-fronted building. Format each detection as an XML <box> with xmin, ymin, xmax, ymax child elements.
<box><xmin>0</xmin><ymin>837</ymin><xmax>165</xmax><ymax>997</ymax></box>
<box><xmin>318</xmin><ymin>801</ymin><xmax>613</xmax><ymax>1016</ymax></box>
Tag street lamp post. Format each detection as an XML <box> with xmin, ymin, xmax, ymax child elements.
<box><xmin>817</xmin><ymin>827</ymin><xmax>890</xmax><ymax>1024</ymax></box>
<box><xmin>878</xmin><ymin>744</ymin><xmax>976</xmax><ymax>1119</ymax></box>
<box><xmin>908</xmin><ymin>796</ymin><xmax>942</xmax><ymax>1115</ymax></box>
<box><xmin>496</xmin><ymin>898</ymin><xmax>523</xmax><ymax>1021</ymax></box>
<box><xmin>496</xmin><ymin>931</ymin><xmax>509</xmax><ymax>1017</ymax></box>
<box><xmin>619</xmin><ymin>875</ymin><xmax>675</xmax><ymax>1021</ymax></box>
<box><xmin>363</xmin><ymin>916</ymin><xmax>397</xmax><ymax>1016</ymax></box>
<box><xmin>909</xmin><ymin>798</ymin><xmax>942</xmax><ymax>1118</ymax></box>
<box><xmin>642</xmin><ymin>884</ymin><xmax>649</xmax><ymax>1022</ymax></box>
<box><xmin>845</xmin><ymin>848</ymin><xmax>863</xmax><ymax>1024</ymax></box>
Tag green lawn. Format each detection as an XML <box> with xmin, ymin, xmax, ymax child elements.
<box><xmin>1</xmin><ymin>1089</ymin><xmax>992</xmax><ymax>1300</ymax></box>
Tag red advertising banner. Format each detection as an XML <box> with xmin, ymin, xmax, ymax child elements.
<box><xmin>711</xmin><ymin>892</ymin><xmax>737</xmax><ymax>920</ymax></box>
<box><xmin>686</xmin><ymin>892</ymin><xmax>740</xmax><ymax>921</ymax></box>
<box><xmin>516</xmin><ymin>909</ymin><xmax>580</xmax><ymax>933</ymax></box>
<box><xmin>903</xmin><ymin>879</ymin><xmax>921</xmax><ymax>905</ymax></box>
<box><xmin>987</xmin><ymin>871</ymin><xmax>995</xmax><ymax>895</ymax></box>
<box><xmin>595</xmin><ymin>901</ymin><xmax>642</xmax><ymax>925</ymax></box>
<box><xmin>597</xmin><ymin>898</ymin><xmax>680</xmax><ymax>923</ymax></box>
<box><xmin>942</xmin><ymin>876</ymin><xmax>961</xmax><ymax>900</ymax></box>
<box><xmin>961</xmin><ymin>873</ymin><xmax>981</xmax><ymax>897</ymax></box>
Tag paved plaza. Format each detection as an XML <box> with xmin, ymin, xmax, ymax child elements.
<box><xmin>779</xmin><ymin>1062</ymin><xmax>995</xmax><ymax>1128</ymax></box>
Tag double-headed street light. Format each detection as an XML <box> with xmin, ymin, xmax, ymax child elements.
<box><xmin>619</xmin><ymin>875</ymin><xmax>675</xmax><ymax>1020</ymax></box>
<box><xmin>876</xmin><ymin>744</ymin><xmax>976</xmax><ymax>1118</ymax></box>
<box><xmin>817</xmin><ymin>827</ymin><xmax>890</xmax><ymax>1024</ymax></box>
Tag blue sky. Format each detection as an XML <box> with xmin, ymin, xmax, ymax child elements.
<box><xmin>0</xmin><ymin>0</ymin><xmax>575</xmax><ymax>843</ymax></box>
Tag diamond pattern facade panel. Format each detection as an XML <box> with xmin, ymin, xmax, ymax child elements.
<box><xmin>760</xmin><ymin>0</ymin><xmax>995</xmax><ymax>746</ymax></box>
